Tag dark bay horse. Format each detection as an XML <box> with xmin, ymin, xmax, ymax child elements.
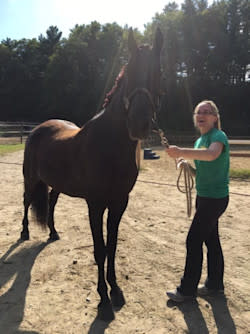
<box><xmin>21</xmin><ymin>28</ymin><xmax>163</xmax><ymax>321</ymax></box>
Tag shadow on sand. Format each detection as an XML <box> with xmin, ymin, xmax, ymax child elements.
<box><xmin>88</xmin><ymin>317</ymin><xmax>112</xmax><ymax>334</ymax></box>
<box><xmin>0</xmin><ymin>239</ymin><xmax>50</xmax><ymax>333</ymax></box>
<box><xmin>167</xmin><ymin>294</ymin><xmax>236</xmax><ymax>334</ymax></box>
<box><xmin>88</xmin><ymin>302</ymin><xmax>125</xmax><ymax>333</ymax></box>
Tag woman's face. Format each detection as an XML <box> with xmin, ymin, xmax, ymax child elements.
<box><xmin>194</xmin><ymin>103</ymin><xmax>218</xmax><ymax>134</ymax></box>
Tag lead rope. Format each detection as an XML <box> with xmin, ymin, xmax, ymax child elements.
<box><xmin>153</xmin><ymin>128</ymin><xmax>194</xmax><ymax>217</ymax></box>
<box><xmin>176</xmin><ymin>159</ymin><xmax>194</xmax><ymax>217</ymax></box>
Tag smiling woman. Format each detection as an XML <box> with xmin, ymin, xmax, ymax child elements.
<box><xmin>193</xmin><ymin>100</ymin><xmax>221</xmax><ymax>134</ymax></box>
<box><xmin>166</xmin><ymin>99</ymin><xmax>230</xmax><ymax>303</ymax></box>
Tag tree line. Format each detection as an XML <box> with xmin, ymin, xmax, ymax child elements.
<box><xmin>0</xmin><ymin>0</ymin><xmax>249</xmax><ymax>135</ymax></box>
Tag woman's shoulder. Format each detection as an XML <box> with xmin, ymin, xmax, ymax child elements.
<box><xmin>211</xmin><ymin>128</ymin><xmax>228</xmax><ymax>141</ymax></box>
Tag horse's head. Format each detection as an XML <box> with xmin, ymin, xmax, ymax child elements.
<box><xmin>125</xmin><ymin>28</ymin><xmax>163</xmax><ymax>140</ymax></box>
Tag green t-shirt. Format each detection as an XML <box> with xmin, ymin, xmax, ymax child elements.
<box><xmin>194</xmin><ymin>128</ymin><xmax>230</xmax><ymax>198</ymax></box>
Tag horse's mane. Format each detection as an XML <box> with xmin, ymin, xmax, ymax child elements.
<box><xmin>102</xmin><ymin>65</ymin><xmax>126</xmax><ymax>109</ymax></box>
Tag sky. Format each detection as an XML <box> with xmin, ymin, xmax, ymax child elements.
<box><xmin>0</xmin><ymin>0</ymin><xmax>181</xmax><ymax>41</ymax></box>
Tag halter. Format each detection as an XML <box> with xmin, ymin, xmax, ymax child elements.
<box><xmin>123</xmin><ymin>87</ymin><xmax>156</xmax><ymax>115</ymax></box>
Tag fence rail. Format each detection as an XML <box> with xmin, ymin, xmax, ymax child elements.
<box><xmin>142</xmin><ymin>132</ymin><xmax>250</xmax><ymax>148</ymax></box>
<box><xmin>0</xmin><ymin>122</ymin><xmax>38</xmax><ymax>143</ymax></box>
<box><xmin>0</xmin><ymin>122</ymin><xmax>250</xmax><ymax>148</ymax></box>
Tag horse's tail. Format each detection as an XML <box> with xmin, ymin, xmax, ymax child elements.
<box><xmin>31</xmin><ymin>181</ymin><xmax>48</xmax><ymax>229</ymax></box>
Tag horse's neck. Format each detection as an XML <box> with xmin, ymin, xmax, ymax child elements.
<box><xmin>103</xmin><ymin>78</ymin><xmax>129</xmax><ymax>128</ymax></box>
<box><xmin>78</xmin><ymin>74</ymin><xmax>137</xmax><ymax>149</ymax></box>
<box><xmin>106</xmin><ymin>76</ymin><xmax>127</xmax><ymax>113</ymax></box>
<box><xmin>102</xmin><ymin>82</ymin><xmax>138</xmax><ymax>152</ymax></box>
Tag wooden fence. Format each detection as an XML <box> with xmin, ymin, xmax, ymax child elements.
<box><xmin>143</xmin><ymin>132</ymin><xmax>250</xmax><ymax>148</ymax></box>
<box><xmin>0</xmin><ymin>125</ymin><xmax>198</xmax><ymax>146</ymax></box>
<box><xmin>0</xmin><ymin>122</ymin><xmax>250</xmax><ymax>154</ymax></box>
<box><xmin>0</xmin><ymin>122</ymin><xmax>38</xmax><ymax>144</ymax></box>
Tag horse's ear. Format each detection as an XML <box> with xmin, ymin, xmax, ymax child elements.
<box><xmin>153</xmin><ymin>27</ymin><xmax>163</xmax><ymax>55</ymax></box>
<box><xmin>128</xmin><ymin>28</ymin><xmax>137</xmax><ymax>54</ymax></box>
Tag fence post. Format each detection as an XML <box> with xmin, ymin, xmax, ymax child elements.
<box><xmin>20</xmin><ymin>123</ymin><xmax>23</xmax><ymax>144</ymax></box>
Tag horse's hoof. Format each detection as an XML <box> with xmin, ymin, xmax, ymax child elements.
<box><xmin>48</xmin><ymin>232</ymin><xmax>60</xmax><ymax>241</ymax></box>
<box><xmin>110</xmin><ymin>287</ymin><xmax>126</xmax><ymax>309</ymax></box>
<box><xmin>97</xmin><ymin>301</ymin><xmax>115</xmax><ymax>321</ymax></box>
<box><xmin>20</xmin><ymin>231</ymin><xmax>29</xmax><ymax>240</ymax></box>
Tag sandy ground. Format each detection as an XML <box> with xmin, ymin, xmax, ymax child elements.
<box><xmin>0</xmin><ymin>149</ymin><xmax>249</xmax><ymax>334</ymax></box>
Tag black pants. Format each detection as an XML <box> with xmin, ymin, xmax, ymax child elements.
<box><xmin>178</xmin><ymin>195</ymin><xmax>229</xmax><ymax>296</ymax></box>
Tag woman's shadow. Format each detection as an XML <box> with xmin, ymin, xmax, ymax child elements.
<box><xmin>0</xmin><ymin>239</ymin><xmax>49</xmax><ymax>333</ymax></box>
<box><xmin>201</xmin><ymin>294</ymin><xmax>236</xmax><ymax>334</ymax></box>
<box><xmin>167</xmin><ymin>294</ymin><xmax>236</xmax><ymax>334</ymax></box>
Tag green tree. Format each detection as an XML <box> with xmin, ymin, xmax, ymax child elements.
<box><xmin>42</xmin><ymin>22</ymin><xmax>125</xmax><ymax>124</ymax></box>
<box><xmin>0</xmin><ymin>38</ymin><xmax>43</xmax><ymax>120</ymax></box>
<box><xmin>39</xmin><ymin>25</ymin><xmax>62</xmax><ymax>57</ymax></box>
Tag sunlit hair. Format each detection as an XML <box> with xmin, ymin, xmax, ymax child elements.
<box><xmin>102</xmin><ymin>66</ymin><xmax>126</xmax><ymax>108</ymax></box>
<box><xmin>193</xmin><ymin>100</ymin><xmax>221</xmax><ymax>130</ymax></box>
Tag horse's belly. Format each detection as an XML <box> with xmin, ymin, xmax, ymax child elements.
<box><xmin>59</xmin><ymin>170</ymin><xmax>138</xmax><ymax>201</ymax></box>
<box><xmin>34</xmin><ymin>139</ymin><xmax>138</xmax><ymax>200</ymax></box>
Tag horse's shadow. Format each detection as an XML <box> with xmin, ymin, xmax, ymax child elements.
<box><xmin>88</xmin><ymin>317</ymin><xmax>111</xmax><ymax>334</ymax></box>
<box><xmin>167</xmin><ymin>294</ymin><xmax>236</xmax><ymax>334</ymax></box>
<box><xmin>88</xmin><ymin>302</ymin><xmax>124</xmax><ymax>333</ymax></box>
<box><xmin>0</xmin><ymin>239</ymin><xmax>49</xmax><ymax>333</ymax></box>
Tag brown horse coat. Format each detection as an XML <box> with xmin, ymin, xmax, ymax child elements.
<box><xmin>21</xmin><ymin>28</ymin><xmax>163</xmax><ymax>321</ymax></box>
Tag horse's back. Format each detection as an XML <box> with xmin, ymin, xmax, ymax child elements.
<box><xmin>23</xmin><ymin>120</ymin><xmax>82</xmax><ymax>191</ymax></box>
<box><xmin>25</xmin><ymin>119</ymin><xmax>80</xmax><ymax>149</ymax></box>
<box><xmin>31</xmin><ymin>119</ymin><xmax>80</xmax><ymax>140</ymax></box>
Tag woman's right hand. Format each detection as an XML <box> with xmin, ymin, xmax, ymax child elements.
<box><xmin>165</xmin><ymin>145</ymin><xmax>182</xmax><ymax>159</ymax></box>
<box><xmin>176</xmin><ymin>158</ymin><xmax>187</xmax><ymax>169</ymax></box>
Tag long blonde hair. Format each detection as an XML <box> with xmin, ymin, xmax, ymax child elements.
<box><xmin>193</xmin><ymin>100</ymin><xmax>221</xmax><ymax>130</ymax></box>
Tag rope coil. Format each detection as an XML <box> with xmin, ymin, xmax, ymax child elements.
<box><xmin>176</xmin><ymin>160</ymin><xmax>194</xmax><ymax>217</ymax></box>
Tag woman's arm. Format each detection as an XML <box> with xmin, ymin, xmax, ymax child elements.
<box><xmin>166</xmin><ymin>142</ymin><xmax>224</xmax><ymax>161</ymax></box>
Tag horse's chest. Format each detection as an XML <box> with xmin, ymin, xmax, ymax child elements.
<box><xmin>83</xmin><ymin>161</ymin><xmax>138</xmax><ymax>198</ymax></box>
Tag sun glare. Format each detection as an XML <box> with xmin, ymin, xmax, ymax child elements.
<box><xmin>51</xmin><ymin>0</ymin><xmax>167</xmax><ymax>34</ymax></box>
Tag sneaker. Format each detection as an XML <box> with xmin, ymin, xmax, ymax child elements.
<box><xmin>197</xmin><ymin>284</ymin><xmax>224</xmax><ymax>296</ymax></box>
<box><xmin>166</xmin><ymin>289</ymin><xmax>195</xmax><ymax>302</ymax></box>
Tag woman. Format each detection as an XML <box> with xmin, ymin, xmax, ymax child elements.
<box><xmin>166</xmin><ymin>100</ymin><xmax>230</xmax><ymax>302</ymax></box>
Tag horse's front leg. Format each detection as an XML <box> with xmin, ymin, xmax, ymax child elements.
<box><xmin>87</xmin><ymin>200</ymin><xmax>114</xmax><ymax>321</ymax></box>
<box><xmin>107</xmin><ymin>196</ymin><xmax>128</xmax><ymax>309</ymax></box>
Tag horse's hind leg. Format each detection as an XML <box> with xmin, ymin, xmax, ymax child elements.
<box><xmin>48</xmin><ymin>189</ymin><xmax>60</xmax><ymax>241</ymax></box>
<box><xmin>20</xmin><ymin>192</ymin><xmax>32</xmax><ymax>240</ymax></box>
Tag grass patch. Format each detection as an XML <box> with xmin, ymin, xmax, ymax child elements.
<box><xmin>230</xmin><ymin>168</ymin><xmax>250</xmax><ymax>180</ymax></box>
<box><xmin>0</xmin><ymin>144</ymin><xmax>24</xmax><ymax>155</ymax></box>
